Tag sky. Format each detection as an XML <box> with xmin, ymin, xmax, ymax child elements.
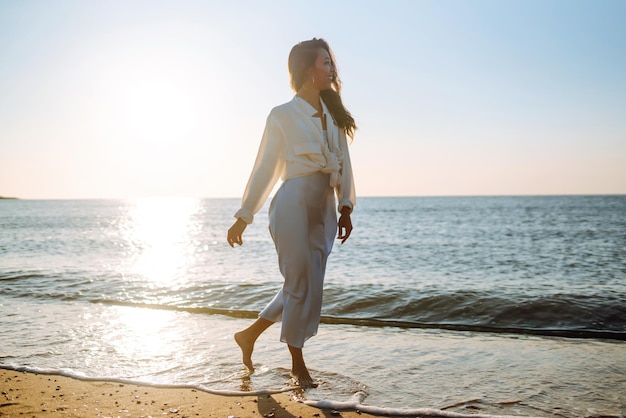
<box><xmin>1</xmin><ymin>0</ymin><xmax>625</xmax><ymax>199</ymax></box>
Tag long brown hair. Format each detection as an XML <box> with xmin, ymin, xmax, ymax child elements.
<box><xmin>288</xmin><ymin>38</ymin><xmax>357</xmax><ymax>138</ymax></box>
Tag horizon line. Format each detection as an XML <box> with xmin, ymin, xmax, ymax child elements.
<box><xmin>2</xmin><ymin>193</ymin><xmax>625</xmax><ymax>201</ymax></box>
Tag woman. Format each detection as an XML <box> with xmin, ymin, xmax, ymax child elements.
<box><xmin>227</xmin><ymin>38</ymin><xmax>356</xmax><ymax>387</ymax></box>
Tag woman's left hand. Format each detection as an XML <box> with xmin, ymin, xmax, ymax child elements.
<box><xmin>337</xmin><ymin>209</ymin><xmax>352</xmax><ymax>244</ymax></box>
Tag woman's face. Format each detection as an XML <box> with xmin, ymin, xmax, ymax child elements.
<box><xmin>309</xmin><ymin>48</ymin><xmax>334</xmax><ymax>91</ymax></box>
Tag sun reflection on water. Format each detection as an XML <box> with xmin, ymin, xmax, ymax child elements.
<box><xmin>109</xmin><ymin>307</ymin><xmax>185</xmax><ymax>360</ymax></box>
<box><xmin>123</xmin><ymin>196</ymin><xmax>202</xmax><ymax>285</ymax></box>
<box><xmin>110</xmin><ymin>197</ymin><xmax>203</xmax><ymax>374</ymax></box>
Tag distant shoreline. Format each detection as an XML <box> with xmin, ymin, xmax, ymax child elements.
<box><xmin>0</xmin><ymin>196</ymin><xmax>18</xmax><ymax>199</ymax></box>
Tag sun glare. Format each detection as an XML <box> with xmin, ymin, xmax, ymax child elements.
<box><xmin>119</xmin><ymin>77</ymin><xmax>198</xmax><ymax>150</ymax></box>
<box><xmin>123</xmin><ymin>197</ymin><xmax>201</xmax><ymax>285</ymax></box>
<box><xmin>93</xmin><ymin>43</ymin><xmax>204</xmax><ymax>156</ymax></box>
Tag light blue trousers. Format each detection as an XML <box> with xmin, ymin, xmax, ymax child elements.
<box><xmin>260</xmin><ymin>172</ymin><xmax>337</xmax><ymax>348</ymax></box>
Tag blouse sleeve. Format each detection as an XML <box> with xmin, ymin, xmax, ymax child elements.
<box><xmin>336</xmin><ymin>130</ymin><xmax>356</xmax><ymax>213</ymax></box>
<box><xmin>234</xmin><ymin>112</ymin><xmax>286</xmax><ymax>224</ymax></box>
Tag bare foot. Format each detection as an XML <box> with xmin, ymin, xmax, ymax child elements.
<box><xmin>291</xmin><ymin>364</ymin><xmax>318</xmax><ymax>388</ymax></box>
<box><xmin>234</xmin><ymin>331</ymin><xmax>255</xmax><ymax>372</ymax></box>
<box><xmin>233</xmin><ymin>318</ymin><xmax>273</xmax><ymax>372</ymax></box>
<box><xmin>288</xmin><ymin>345</ymin><xmax>318</xmax><ymax>388</ymax></box>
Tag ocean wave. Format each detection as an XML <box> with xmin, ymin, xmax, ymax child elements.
<box><xmin>89</xmin><ymin>299</ymin><xmax>626</xmax><ymax>341</ymax></box>
<box><xmin>322</xmin><ymin>286</ymin><xmax>626</xmax><ymax>337</ymax></box>
<box><xmin>2</xmin><ymin>272</ymin><xmax>625</xmax><ymax>340</ymax></box>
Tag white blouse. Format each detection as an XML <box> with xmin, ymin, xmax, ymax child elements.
<box><xmin>235</xmin><ymin>96</ymin><xmax>356</xmax><ymax>224</ymax></box>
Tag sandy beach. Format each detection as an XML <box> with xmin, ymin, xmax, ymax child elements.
<box><xmin>0</xmin><ymin>369</ymin><xmax>376</xmax><ymax>418</ymax></box>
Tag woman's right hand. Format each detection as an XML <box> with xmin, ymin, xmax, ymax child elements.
<box><xmin>227</xmin><ymin>218</ymin><xmax>248</xmax><ymax>247</ymax></box>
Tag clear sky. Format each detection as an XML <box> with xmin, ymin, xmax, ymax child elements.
<box><xmin>1</xmin><ymin>0</ymin><xmax>625</xmax><ymax>199</ymax></box>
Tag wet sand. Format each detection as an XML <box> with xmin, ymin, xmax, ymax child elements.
<box><xmin>0</xmin><ymin>369</ymin><xmax>375</xmax><ymax>417</ymax></box>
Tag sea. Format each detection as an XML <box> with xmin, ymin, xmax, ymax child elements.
<box><xmin>1</xmin><ymin>196</ymin><xmax>625</xmax><ymax>417</ymax></box>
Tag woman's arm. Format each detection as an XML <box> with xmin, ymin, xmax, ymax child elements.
<box><xmin>336</xmin><ymin>130</ymin><xmax>355</xmax><ymax>244</ymax></box>
<box><xmin>336</xmin><ymin>130</ymin><xmax>356</xmax><ymax>214</ymax></box>
<box><xmin>228</xmin><ymin>111</ymin><xmax>286</xmax><ymax>247</ymax></box>
<box><xmin>235</xmin><ymin>114</ymin><xmax>286</xmax><ymax>224</ymax></box>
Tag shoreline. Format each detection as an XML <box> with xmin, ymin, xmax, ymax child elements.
<box><xmin>0</xmin><ymin>368</ymin><xmax>377</xmax><ymax>417</ymax></box>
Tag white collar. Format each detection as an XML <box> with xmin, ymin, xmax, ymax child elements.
<box><xmin>293</xmin><ymin>95</ymin><xmax>338</xmax><ymax>127</ymax></box>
